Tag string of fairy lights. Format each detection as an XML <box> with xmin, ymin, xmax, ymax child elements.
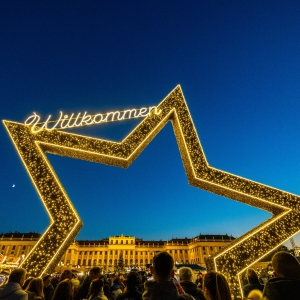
<box><xmin>3</xmin><ymin>85</ymin><xmax>300</xmax><ymax>298</ymax></box>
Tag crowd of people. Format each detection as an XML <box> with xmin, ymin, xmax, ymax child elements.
<box><xmin>0</xmin><ymin>251</ymin><xmax>300</xmax><ymax>300</ymax></box>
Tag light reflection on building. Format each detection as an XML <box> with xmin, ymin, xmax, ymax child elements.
<box><xmin>0</xmin><ymin>232</ymin><xmax>234</xmax><ymax>272</ymax></box>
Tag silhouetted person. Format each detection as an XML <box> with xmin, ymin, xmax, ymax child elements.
<box><xmin>263</xmin><ymin>251</ymin><xmax>300</xmax><ymax>300</ymax></box>
<box><xmin>0</xmin><ymin>268</ymin><xmax>28</xmax><ymax>300</ymax></box>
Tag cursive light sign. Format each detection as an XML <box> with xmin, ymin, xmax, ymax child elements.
<box><xmin>25</xmin><ymin>106</ymin><xmax>160</xmax><ymax>133</ymax></box>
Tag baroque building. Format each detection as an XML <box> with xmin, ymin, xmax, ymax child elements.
<box><xmin>0</xmin><ymin>232</ymin><xmax>234</xmax><ymax>272</ymax></box>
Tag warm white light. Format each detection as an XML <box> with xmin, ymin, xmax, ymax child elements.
<box><xmin>24</xmin><ymin>106</ymin><xmax>158</xmax><ymax>133</ymax></box>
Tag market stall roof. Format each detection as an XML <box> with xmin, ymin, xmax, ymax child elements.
<box><xmin>175</xmin><ymin>264</ymin><xmax>206</xmax><ymax>271</ymax></box>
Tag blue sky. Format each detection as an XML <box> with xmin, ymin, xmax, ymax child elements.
<box><xmin>1</xmin><ymin>1</ymin><xmax>300</xmax><ymax>248</ymax></box>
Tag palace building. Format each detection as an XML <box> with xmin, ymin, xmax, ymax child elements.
<box><xmin>0</xmin><ymin>232</ymin><xmax>235</xmax><ymax>272</ymax></box>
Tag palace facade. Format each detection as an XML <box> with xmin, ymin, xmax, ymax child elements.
<box><xmin>0</xmin><ymin>232</ymin><xmax>235</xmax><ymax>272</ymax></box>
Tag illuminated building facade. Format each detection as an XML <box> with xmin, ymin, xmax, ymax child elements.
<box><xmin>0</xmin><ymin>232</ymin><xmax>234</xmax><ymax>272</ymax></box>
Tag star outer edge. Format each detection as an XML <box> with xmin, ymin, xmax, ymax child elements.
<box><xmin>3</xmin><ymin>85</ymin><xmax>300</xmax><ymax>298</ymax></box>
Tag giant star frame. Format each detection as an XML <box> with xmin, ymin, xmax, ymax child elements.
<box><xmin>3</xmin><ymin>86</ymin><xmax>300</xmax><ymax>298</ymax></box>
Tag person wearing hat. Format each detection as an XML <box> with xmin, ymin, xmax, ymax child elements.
<box><xmin>42</xmin><ymin>275</ymin><xmax>54</xmax><ymax>300</ymax></box>
<box><xmin>116</xmin><ymin>272</ymin><xmax>142</xmax><ymax>300</ymax></box>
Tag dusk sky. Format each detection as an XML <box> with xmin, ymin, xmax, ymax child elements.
<box><xmin>1</xmin><ymin>1</ymin><xmax>300</xmax><ymax>248</ymax></box>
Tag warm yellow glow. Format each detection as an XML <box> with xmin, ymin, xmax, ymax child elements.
<box><xmin>25</xmin><ymin>106</ymin><xmax>157</xmax><ymax>133</ymax></box>
<box><xmin>3</xmin><ymin>85</ymin><xmax>300</xmax><ymax>298</ymax></box>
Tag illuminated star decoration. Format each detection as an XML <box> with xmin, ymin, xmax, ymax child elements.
<box><xmin>3</xmin><ymin>85</ymin><xmax>300</xmax><ymax>298</ymax></box>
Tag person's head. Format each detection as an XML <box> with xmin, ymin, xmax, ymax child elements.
<box><xmin>89</xmin><ymin>267</ymin><xmax>101</xmax><ymax>281</ymax></box>
<box><xmin>60</xmin><ymin>269</ymin><xmax>72</xmax><ymax>281</ymax></box>
<box><xmin>150</xmin><ymin>251</ymin><xmax>174</xmax><ymax>281</ymax></box>
<box><xmin>246</xmin><ymin>268</ymin><xmax>258</xmax><ymax>280</ymax></box>
<box><xmin>8</xmin><ymin>268</ymin><xmax>27</xmax><ymax>286</ymax></box>
<box><xmin>246</xmin><ymin>289</ymin><xmax>263</xmax><ymax>300</ymax></box>
<box><xmin>22</xmin><ymin>277</ymin><xmax>33</xmax><ymax>290</ymax></box>
<box><xmin>27</xmin><ymin>278</ymin><xmax>44</xmax><ymax>298</ymax></box>
<box><xmin>272</xmin><ymin>251</ymin><xmax>300</xmax><ymax>279</ymax></box>
<box><xmin>89</xmin><ymin>279</ymin><xmax>104</xmax><ymax>297</ymax></box>
<box><xmin>43</xmin><ymin>274</ymin><xmax>52</xmax><ymax>288</ymax></box>
<box><xmin>204</xmin><ymin>271</ymin><xmax>231</xmax><ymax>300</ymax></box>
<box><xmin>125</xmin><ymin>272</ymin><xmax>140</xmax><ymax>288</ymax></box>
<box><xmin>51</xmin><ymin>279</ymin><xmax>73</xmax><ymax>300</ymax></box>
<box><xmin>179</xmin><ymin>267</ymin><xmax>194</xmax><ymax>282</ymax></box>
<box><xmin>113</xmin><ymin>276</ymin><xmax>121</xmax><ymax>286</ymax></box>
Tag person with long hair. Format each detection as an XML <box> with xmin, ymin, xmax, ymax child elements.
<box><xmin>243</xmin><ymin>268</ymin><xmax>263</xmax><ymax>297</ymax></box>
<box><xmin>51</xmin><ymin>279</ymin><xmax>73</xmax><ymax>300</ymax></box>
<box><xmin>88</xmin><ymin>279</ymin><xmax>107</xmax><ymax>300</ymax></box>
<box><xmin>203</xmin><ymin>271</ymin><xmax>231</xmax><ymax>300</ymax></box>
<box><xmin>23</xmin><ymin>277</ymin><xmax>34</xmax><ymax>290</ymax></box>
<box><xmin>116</xmin><ymin>272</ymin><xmax>142</xmax><ymax>300</ymax></box>
<box><xmin>26</xmin><ymin>278</ymin><xmax>44</xmax><ymax>300</ymax></box>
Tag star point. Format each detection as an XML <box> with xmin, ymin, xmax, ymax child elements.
<box><xmin>3</xmin><ymin>86</ymin><xmax>300</xmax><ymax>298</ymax></box>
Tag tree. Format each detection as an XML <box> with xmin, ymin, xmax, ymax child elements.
<box><xmin>117</xmin><ymin>251</ymin><xmax>125</xmax><ymax>272</ymax></box>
